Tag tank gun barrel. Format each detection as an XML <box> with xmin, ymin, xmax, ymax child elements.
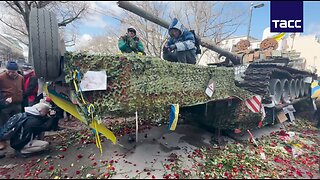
<box><xmin>117</xmin><ymin>1</ymin><xmax>242</xmax><ymax>65</ymax></box>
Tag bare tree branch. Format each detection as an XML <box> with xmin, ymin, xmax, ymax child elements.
<box><xmin>0</xmin><ymin>17</ymin><xmax>28</xmax><ymax>36</ymax></box>
<box><xmin>1</xmin><ymin>1</ymin><xmax>90</xmax><ymax>52</ymax></box>
<box><xmin>2</xmin><ymin>32</ymin><xmax>29</xmax><ymax>46</ymax></box>
<box><xmin>5</xmin><ymin>1</ymin><xmax>22</xmax><ymax>14</ymax></box>
<box><xmin>12</xmin><ymin>1</ymin><xmax>25</xmax><ymax>14</ymax></box>
<box><xmin>58</xmin><ymin>6</ymin><xmax>85</xmax><ymax>26</ymax></box>
<box><xmin>38</xmin><ymin>1</ymin><xmax>52</xmax><ymax>8</ymax></box>
<box><xmin>75</xmin><ymin>1</ymin><xmax>245</xmax><ymax>63</ymax></box>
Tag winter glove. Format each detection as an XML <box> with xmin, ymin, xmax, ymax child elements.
<box><xmin>167</xmin><ymin>44</ymin><xmax>177</xmax><ymax>51</ymax></box>
<box><xmin>123</xmin><ymin>35</ymin><xmax>131</xmax><ymax>46</ymax></box>
<box><xmin>129</xmin><ymin>41</ymin><xmax>138</xmax><ymax>50</ymax></box>
<box><xmin>170</xmin><ymin>44</ymin><xmax>177</xmax><ymax>50</ymax></box>
<box><xmin>138</xmin><ymin>51</ymin><xmax>146</xmax><ymax>55</ymax></box>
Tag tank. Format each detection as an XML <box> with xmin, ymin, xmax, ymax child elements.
<box><xmin>28</xmin><ymin>6</ymin><xmax>257</xmax><ymax>131</ymax></box>
<box><xmin>231</xmin><ymin>37</ymin><xmax>315</xmax><ymax>105</ymax></box>
<box><xmin>27</xmin><ymin>3</ymin><xmax>317</xmax><ymax>132</ymax></box>
<box><xmin>117</xmin><ymin>1</ymin><xmax>317</xmax><ymax>106</ymax></box>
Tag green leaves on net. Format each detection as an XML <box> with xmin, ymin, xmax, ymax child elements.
<box><xmin>64</xmin><ymin>51</ymin><xmax>254</xmax><ymax>127</ymax></box>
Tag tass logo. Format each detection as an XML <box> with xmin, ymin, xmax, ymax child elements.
<box><xmin>270</xmin><ymin>1</ymin><xmax>303</xmax><ymax>32</ymax></box>
<box><xmin>272</xmin><ymin>20</ymin><xmax>302</xmax><ymax>28</ymax></box>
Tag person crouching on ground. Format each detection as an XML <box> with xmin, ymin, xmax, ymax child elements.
<box><xmin>8</xmin><ymin>101</ymin><xmax>56</xmax><ymax>157</ymax></box>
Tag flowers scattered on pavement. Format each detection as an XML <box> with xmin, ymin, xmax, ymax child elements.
<box><xmin>188</xmin><ymin>118</ymin><xmax>319</xmax><ymax>179</ymax></box>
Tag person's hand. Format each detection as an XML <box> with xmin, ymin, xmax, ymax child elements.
<box><xmin>129</xmin><ymin>41</ymin><xmax>137</xmax><ymax>49</ymax></box>
<box><xmin>169</xmin><ymin>44</ymin><xmax>177</xmax><ymax>51</ymax></box>
<box><xmin>123</xmin><ymin>35</ymin><xmax>130</xmax><ymax>45</ymax></box>
<box><xmin>139</xmin><ymin>51</ymin><xmax>146</xmax><ymax>55</ymax></box>
<box><xmin>166</xmin><ymin>44</ymin><xmax>177</xmax><ymax>52</ymax></box>
<box><xmin>49</xmin><ymin>109</ymin><xmax>56</xmax><ymax>116</ymax></box>
<box><xmin>5</xmin><ymin>97</ymin><xmax>12</xmax><ymax>104</ymax></box>
<box><xmin>163</xmin><ymin>45</ymin><xmax>170</xmax><ymax>52</ymax></box>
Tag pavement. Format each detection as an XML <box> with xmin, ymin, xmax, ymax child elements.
<box><xmin>0</xmin><ymin>120</ymin><xmax>215</xmax><ymax>179</ymax></box>
<box><xmin>0</xmin><ymin>113</ymin><xmax>319</xmax><ymax>179</ymax></box>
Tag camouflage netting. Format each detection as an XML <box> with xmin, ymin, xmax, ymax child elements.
<box><xmin>63</xmin><ymin>51</ymin><xmax>258</xmax><ymax>128</ymax></box>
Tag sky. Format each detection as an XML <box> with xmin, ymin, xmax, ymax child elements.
<box><xmin>0</xmin><ymin>1</ymin><xmax>319</xmax><ymax>52</ymax></box>
<box><xmin>72</xmin><ymin>1</ymin><xmax>320</xmax><ymax>48</ymax></box>
<box><xmin>231</xmin><ymin>1</ymin><xmax>320</xmax><ymax>38</ymax></box>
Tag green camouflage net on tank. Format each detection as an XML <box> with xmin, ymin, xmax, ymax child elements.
<box><xmin>63</xmin><ymin>51</ymin><xmax>257</xmax><ymax>128</ymax></box>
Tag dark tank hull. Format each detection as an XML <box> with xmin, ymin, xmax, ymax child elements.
<box><xmin>238</xmin><ymin>60</ymin><xmax>316</xmax><ymax>105</ymax></box>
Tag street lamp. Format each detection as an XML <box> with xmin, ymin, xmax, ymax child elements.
<box><xmin>247</xmin><ymin>2</ymin><xmax>265</xmax><ymax>41</ymax></box>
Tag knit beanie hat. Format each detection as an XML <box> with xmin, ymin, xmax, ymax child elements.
<box><xmin>6</xmin><ymin>61</ymin><xmax>18</xmax><ymax>71</ymax></box>
<box><xmin>127</xmin><ymin>26</ymin><xmax>136</xmax><ymax>34</ymax></box>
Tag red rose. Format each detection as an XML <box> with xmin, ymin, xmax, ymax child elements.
<box><xmin>104</xmin><ymin>173</ymin><xmax>109</xmax><ymax>178</ymax></box>
<box><xmin>49</xmin><ymin>165</ymin><xmax>54</xmax><ymax>171</ymax></box>
<box><xmin>233</xmin><ymin>167</ymin><xmax>238</xmax><ymax>172</ymax></box>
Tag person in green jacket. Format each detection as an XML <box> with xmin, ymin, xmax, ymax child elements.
<box><xmin>118</xmin><ymin>26</ymin><xmax>145</xmax><ymax>55</ymax></box>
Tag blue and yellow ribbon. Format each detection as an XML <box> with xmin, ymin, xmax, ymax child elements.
<box><xmin>311</xmin><ymin>80</ymin><xmax>320</xmax><ymax>100</ymax></box>
<box><xmin>43</xmin><ymin>83</ymin><xmax>116</xmax><ymax>149</ymax></box>
<box><xmin>168</xmin><ymin>104</ymin><xmax>179</xmax><ymax>131</ymax></box>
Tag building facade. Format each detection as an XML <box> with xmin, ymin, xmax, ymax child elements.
<box><xmin>0</xmin><ymin>34</ymin><xmax>25</xmax><ymax>67</ymax></box>
<box><xmin>198</xmin><ymin>33</ymin><xmax>320</xmax><ymax>75</ymax></box>
<box><xmin>286</xmin><ymin>34</ymin><xmax>320</xmax><ymax>74</ymax></box>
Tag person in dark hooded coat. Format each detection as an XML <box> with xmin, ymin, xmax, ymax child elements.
<box><xmin>163</xmin><ymin>18</ymin><xmax>197</xmax><ymax>64</ymax></box>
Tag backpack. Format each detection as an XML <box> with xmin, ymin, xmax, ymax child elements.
<box><xmin>0</xmin><ymin>113</ymin><xmax>28</xmax><ymax>141</ymax></box>
<box><xmin>190</xmin><ymin>30</ymin><xmax>201</xmax><ymax>55</ymax></box>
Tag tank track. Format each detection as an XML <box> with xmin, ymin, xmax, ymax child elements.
<box><xmin>238</xmin><ymin>63</ymin><xmax>315</xmax><ymax>104</ymax></box>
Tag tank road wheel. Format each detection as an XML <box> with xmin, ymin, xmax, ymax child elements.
<box><xmin>300</xmin><ymin>80</ymin><xmax>306</xmax><ymax>97</ymax></box>
<box><xmin>289</xmin><ymin>79</ymin><xmax>297</xmax><ymax>100</ymax></box>
<box><xmin>29</xmin><ymin>8</ymin><xmax>61</xmax><ymax>81</ymax></box>
<box><xmin>304</xmin><ymin>81</ymin><xmax>310</xmax><ymax>96</ymax></box>
<box><xmin>280</xmin><ymin>79</ymin><xmax>290</xmax><ymax>103</ymax></box>
<box><xmin>269</xmin><ymin>79</ymin><xmax>282</xmax><ymax>105</ymax></box>
<box><xmin>295</xmin><ymin>79</ymin><xmax>302</xmax><ymax>98</ymax></box>
<box><xmin>298</xmin><ymin>79</ymin><xmax>304</xmax><ymax>97</ymax></box>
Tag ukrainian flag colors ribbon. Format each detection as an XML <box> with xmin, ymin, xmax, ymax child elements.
<box><xmin>43</xmin><ymin>83</ymin><xmax>116</xmax><ymax>145</ymax></box>
<box><xmin>272</xmin><ymin>32</ymin><xmax>286</xmax><ymax>42</ymax></box>
<box><xmin>311</xmin><ymin>80</ymin><xmax>320</xmax><ymax>100</ymax></box>
<box><xmin>168</xmin><ymin>104</ymin><xmax>179</xmax><ymax>131</ymax></box>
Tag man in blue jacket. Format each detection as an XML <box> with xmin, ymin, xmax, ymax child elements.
<box><xmin>163</xmin><ymin>18</ymin><xmax>197</xmax><ymax>64</ymax></box>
